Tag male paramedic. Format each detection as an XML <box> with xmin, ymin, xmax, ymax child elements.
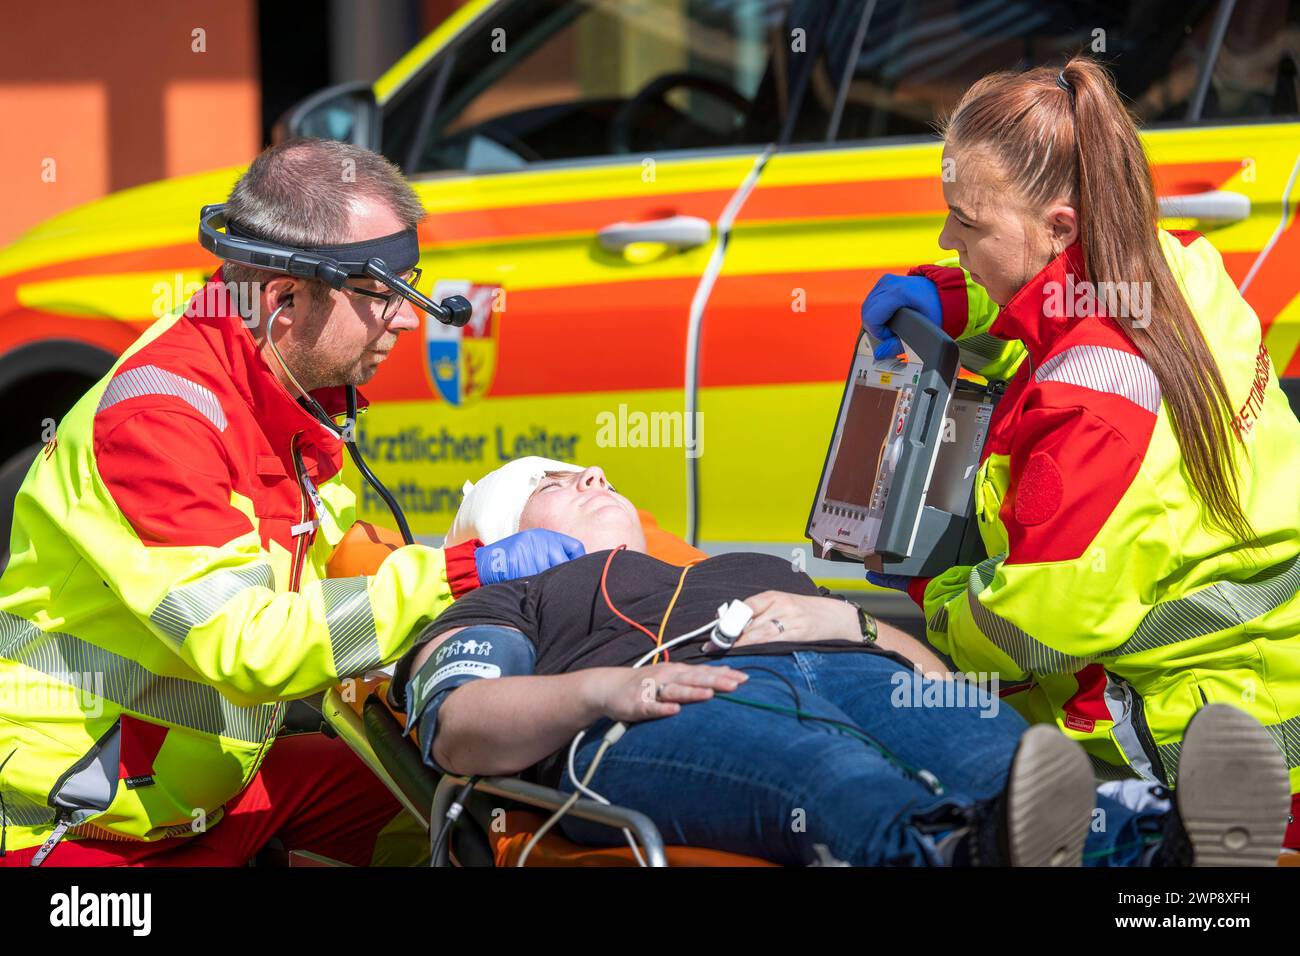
<box><xmin>0</xmin><ymin>138</ymin><xmax>582</xmax><ymax>866</ymax></box>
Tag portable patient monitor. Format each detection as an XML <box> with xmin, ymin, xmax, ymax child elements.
<box><xmin>807</xmin><ymin>308</ymin><xmax>1003</xmax><ymax>578</ymax></box>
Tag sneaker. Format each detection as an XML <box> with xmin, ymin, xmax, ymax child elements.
<box><xmin>1161</xmin><ymin>704</ymin><xmax>1289</xmax><ymax>867</ymax></box>
<box><xmin>947</xmin><ymin>724</ymin><xmax>1094</xmax><ymax>866</ymax></box>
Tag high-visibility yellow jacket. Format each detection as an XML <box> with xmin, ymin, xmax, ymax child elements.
<box><xmin>909</xmin><ymin>231</ymin><xmax>1300</xmax><ymax>796</ymax></box>
<box><xmin>0</xmin><ymin>272</ymin><xmax>481</xmax><ymax>855</ymax></box>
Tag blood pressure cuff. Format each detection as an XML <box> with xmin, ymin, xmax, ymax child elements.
<box><xmin>401</xmin><ymin>624</ymin><xmax>536</xmax><ymax>774</ymax></box>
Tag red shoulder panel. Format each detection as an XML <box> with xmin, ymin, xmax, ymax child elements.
<box><xmin>94</xmin><ymin>408</ymin><xmax>253</xmax><ymax>549</ymax></box>
<box><xmin>1001</xmin><ymin>405</ymin><xmax>1148</xmax><ymax>565</ymax></box>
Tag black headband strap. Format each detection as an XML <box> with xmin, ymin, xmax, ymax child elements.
<box><xmin>225</xmin><ymin>220</ymin><xmax>420</xmax><ymax>275</ymax></box>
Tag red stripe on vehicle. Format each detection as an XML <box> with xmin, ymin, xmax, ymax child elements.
<box><xmin>735</xmin><ymin>177</ymin><xmax>945</xmax><ymax>222</ymax></box>
<box><xmin>1150</xmin><ymin>161</ymin><xmax>1248</xmax><ymax>196</ymax></box>
<box><xmin>362</xmin><ymin>276</ymin><xmax>701</xmax><ymax>401</ymax></box>
<box><xmin>0</xmin><ymin>308</ymin><xmax>149</xmax><ymax>356</ymax></box>
<box><xmin>698</xmin><ymin>268</ymin><xmax>889</xmax><ymax>388</ymax></box>
<box><xmin>1241</xmin><ymin>215</ymin><xmax>1300</xmax><ymax>340</ymax></box>
<box><xmin>417</xmin><ymin>189</ymin><xmax>737</xmax><ymax>246</ymax></box>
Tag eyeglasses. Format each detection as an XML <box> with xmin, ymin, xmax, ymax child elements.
<box><xmin>342</xmin><ymin>268</ymin><xmax>422</xmax><ymax>321</ymax></box>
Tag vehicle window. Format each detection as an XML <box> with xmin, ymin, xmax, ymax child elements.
<box><xmin>390</xmin><ymin>0</ymin><xmax>825</xmax><ymax>173</ymax></box>
<box><xmin>828</xmin><ymin>0</ymin><xmax>1223</xmax><ymax>144</ymax></box>
<box><xmin>1201</xmin><ymin>0</ymin><xmax>1300</xmax><ymax>119</ymax></box>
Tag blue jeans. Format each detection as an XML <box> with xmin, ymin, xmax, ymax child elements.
<box><xmin>557</xmin><ymin>652</ymin><xmax>1162</xmax><ymax>866</ymax></box>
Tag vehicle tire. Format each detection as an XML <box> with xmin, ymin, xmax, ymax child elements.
<box><xmin>0</xmin><ymin>443</ymin><xmax>42</xmax><ymax>573</ymax></box>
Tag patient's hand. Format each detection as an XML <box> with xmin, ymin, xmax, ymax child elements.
<box><xmin>586</xmin><ymin>662</ymin><xmax>749</xmax><ymax>723</ymax></box>
<box><xmin>731</xmin><ymin>591</ymin><xmax>861</xmax><ymax>647</ymax></box>
<box><xmin>728</xmin><ymin>591</ymin><xmax>950</xmax><ymax>677</ymax></box>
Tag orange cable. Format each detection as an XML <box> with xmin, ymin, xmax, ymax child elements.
<box><xmin>652</xmin><ymin>558</ymin><xmax>705</xmax><ymax>665</ymax></box>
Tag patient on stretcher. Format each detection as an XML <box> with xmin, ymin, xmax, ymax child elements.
<box><xmin>389</xmin><ymin>457</ymin><xmax>1282</xmax><ymax>866</ymax></box>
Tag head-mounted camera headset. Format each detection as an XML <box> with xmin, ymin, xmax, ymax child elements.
<box><xmin>198</xmin><ymin>203</ymin><xmax>472</xmax><ymax>327</ymax></box>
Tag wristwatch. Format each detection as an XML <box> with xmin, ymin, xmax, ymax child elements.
<box><xmin>842</xmin><ymin>599</ymin><xmax>878</xmax><ymax>644</ymax></box>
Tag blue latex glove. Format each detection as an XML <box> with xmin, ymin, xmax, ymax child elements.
<box><xmin>860</xmin><ymin>274</ymin><xmax>943</xmax><ymax>360</ymax></box>
<box><xmin>474</xmin><ymin>528</ymin><xmax>586</xmax><ymax>585</ymax></box>
<box><xmin>866</xmin><ymin>570</ymin><xmax>913</xmax><ymax>592</ymax></box>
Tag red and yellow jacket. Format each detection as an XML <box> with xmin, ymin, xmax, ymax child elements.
<box><xmin>0</xmin><ymin>271</ymin><xmax>479</xmax><ymax>853</ymax></box>
<box><xmin>908</xmin><ymin>231</ymin><xmax>1300</xmax><ymax>802</ymax></box>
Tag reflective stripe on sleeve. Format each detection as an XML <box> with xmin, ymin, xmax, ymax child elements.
<box><xmin>965</xmin><ymin>556</ymin><xmax>1090</xmax><ymax>675</ymax></box>
<box><xmin>150</xmin><ymin>564</ymin><xmax>275</xmax><ymax>648</ymax></box>
<box><xmin>0</xmin><ymin>611</ymin><xmax>278</xmax><ymax>743</ymax></box>
<box><xmin>1110</xmin><ymin>554</ymin><xmax>1300</xmax><ymax>656</ymax></box>
<box><xmin>319</xmin><ymin>577</ymin><xmax>381</xmax><ymax>677</ymax></box>
<box><xmin>97</xmin><ymin>364</ymin><xmax>229</xmax><ymax>431</ymax></box>
<box><xmin>1034</xmin><ymin>344</ymin><xmax>1162</xmax><ymax>414</ymax></box>
<box><xmin>150</xmin><ymin>568</ymin><xmax>383</xmax><ymax>684</ymax></box>
<box><xmin>963</xmin><ymin>553</ymin><xmax>1300</xmax><ymax>671</ymax></box>
<box><xmin>959</xmin><ymin>332</ymin><xmax>1013</xmax><ymax>366</ymax></box>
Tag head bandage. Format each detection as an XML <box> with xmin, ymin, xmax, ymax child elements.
<box><xmin>445</xmin><ymin>457</ymin><xmax>584</xmax><ymax>546</ymax></box>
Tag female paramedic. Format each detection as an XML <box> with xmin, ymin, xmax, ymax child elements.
<box><xmin>860</xmin><ymin>55</ymin><xmax>1300</xmax><ymax>849</ymax></box>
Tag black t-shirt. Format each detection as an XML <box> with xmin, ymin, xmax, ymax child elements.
<box><xmin>394</xmin><ymin>549</ymin><xmax>899</xmax><ymax>695</ymax></box>
<box><xmin>391</xmin><ymin>549</ymin><xmax>908</xmax><ymax>788</ymax></box>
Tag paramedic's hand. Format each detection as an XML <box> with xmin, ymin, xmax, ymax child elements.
<box><xmin>865</xmin><ymin>570</ymin><xmax>912</xmax><ymax>592</ymax></box>
<box><xmin>474</xmin><ymin>529</ymin><xmax>586</xmax><ymax>585</ymax></box>
<box><xmin>727</xmin><ymin>591</ymin><xmax>861</xmax><ymax>648</ymax></box>
<box><xmin>861</xmin><ymin>274</ymin><xmax>942</xmax><ymax>360</ymax></box>
<box><xmin>586</xmin><ymin>663</ymin><xmax>749</xmax><ymax>722</ymax></box>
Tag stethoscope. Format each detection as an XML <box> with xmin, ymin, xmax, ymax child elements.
<box><xmin>262</xmin><ymin>301</ymin><xmax>416</xmax><ymax>545</ymax></box>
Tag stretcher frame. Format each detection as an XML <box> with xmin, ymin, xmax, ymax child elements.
<box><xmin>320</xmin><ymin>685</ymin><xmax>671</xmax><ymax>867</ymax></box>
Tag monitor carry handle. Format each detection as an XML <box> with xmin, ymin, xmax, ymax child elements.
<box><xmin>868</xmin><ymin>307</ymin><xmax>961</xmax><ymax>567</ymax></box>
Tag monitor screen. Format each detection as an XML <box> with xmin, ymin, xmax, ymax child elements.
<box><xmin>825</xmin><ymin>383</ymin><xmax>900</xmax><ymax>507</ymax></box>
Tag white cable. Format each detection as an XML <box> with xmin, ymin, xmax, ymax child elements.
<box><xmin>567</xmin><ymin>730</ymin><xmax>595</xmax><ymax>799</ymax></box>
<box><xmin>630</xmin><ymin>621</ymin><xmax>718</xmax><ymax>668</ymax></box>
<box><xmin>573</xmin><ymin>621</ymin><xmax>719</xmax><ymax>807</ymax></box>
<box><xmin>519</xmin><ymin>613</ymin><xmax>728</xmax><ymax>867</ymax></box>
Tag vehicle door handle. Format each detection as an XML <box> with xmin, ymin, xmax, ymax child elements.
<box><xmin>1157</xmin><ymin>190</ymin><xmax>1251</xmax><ymax>226</ymax></box>
<box><xmin>597</xmin><ymin>215</ymin><xmax>712</xmax><ymax>253</ymax></box>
